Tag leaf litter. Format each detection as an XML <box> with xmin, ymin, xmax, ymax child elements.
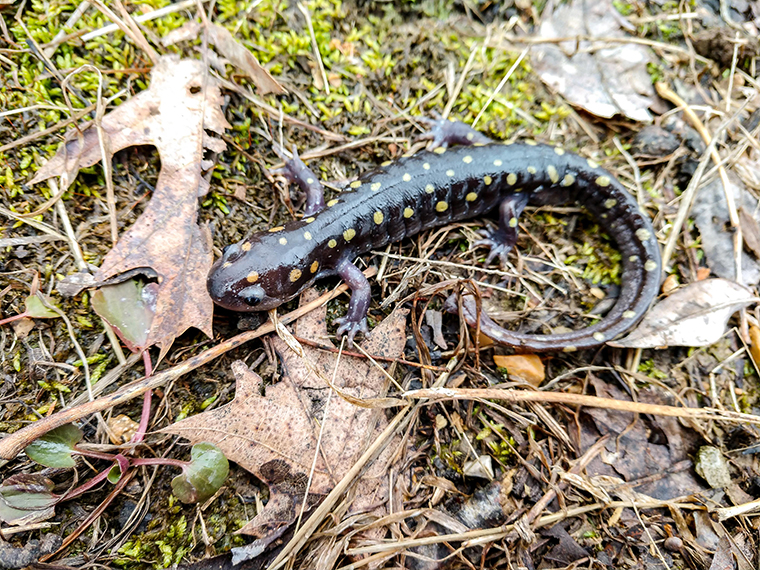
<box><xmin>2</xmin><ymin>0</ymin><xmax>760</xmax><ymax>569</ymax></box>
<box><xmin>163</xmin><ymin>289</ymin><xmax>407</xmax><ymax>546</ymax></box>
<box><xmin>31</xmin><ymin>55</ymin><xmax>227</xmax><ymax>359</ymax></box>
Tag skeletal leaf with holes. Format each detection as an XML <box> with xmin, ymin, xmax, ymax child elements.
<box><xmin>30</xmin><ymin>56</ymin><xmax>228</xmax><ymax>360</ymax></box>
<box><xmin>162</xmin><ymin>290</ymin><xmax>406</xmax><ymax>545</ymax></box>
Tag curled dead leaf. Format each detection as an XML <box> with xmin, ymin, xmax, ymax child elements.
<box><xmin>493</xmin><ymin>354</ymin><xmax>545</xmax><ymax>387</ymax></box>
<box><xmin>609</xmin><ymin>278</ymin><xmax>757</xmax><ymax>349</ymax></box>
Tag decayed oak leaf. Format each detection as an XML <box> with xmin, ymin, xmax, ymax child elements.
<box><xmin>163</xmin><ymin>291</ymin><xmax>407</xmax><ymax>541</ymax></box>
<box><xmin>30</xmin><ymin>56</ymin><xmax>229</xmax><ymax>358</ymax></box>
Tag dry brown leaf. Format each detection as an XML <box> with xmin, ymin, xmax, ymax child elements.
<box><xmin>30</xmin><ymin>56</ymin><xmax>228</xmax><ymax>359</ymax></box>
<box><xmin>493</xmin><ymin>354</ymin><xmax>545</xmax><ymax>387</ymax></box>
<box><xmin>749</xmin><ymin>324</ymin><xmax>760</xmax><ymax>366</ymax></box>
<box><xmin>609</xmin><ymin>279</ymin><xmax>758</xmax><ymax>349</ymax></box>
<box><xmin>532</xmin><ymin>0</ymin><xmax>657</xmax><ymax>122</ymax></box>
<box><xmin>739</xmin><ymin>206</ymin><xmax>760</xmax><ymax>259</ymax></box>
<box><xmin>207</xmin><ymin>23</ymin><xmax>286</xmax><ymax>95</ymax></box>
<box><xmin>163</xmin><ymin>290</ymin><xmax>407</xmax><ymax>542</ymax></box>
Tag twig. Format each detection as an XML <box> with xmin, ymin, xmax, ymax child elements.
<box><xmin>657</xmin><ymin>93</ymin><xmax>751</xmax><ymax>273</ymax></box>
<box><xmin>473</xmin><ymin>47</ymin><xmax>529</xmax><ymax>128</ymax></box>
<box><xmin>0</xmin><ymin>105</ymin><xmax>96</xmax><ymax>154</ymax></box>
<box><xmin>441</xmin><ymin>47</ymin><xmax>478</xmax><ymax>120</ymax></box>
<box><xmin>81</xmin><ymin>0</ymin><xmax>198</xmax><ymax>41</ymax></box>
<box><xmin>297</xmin><ymin>3</ymin><xmax>329</xmax><ymax>95</ymax></box>
<box><xmin>401</xmin><ymin>386</ymin><xmax>760</xmax><ymax>424</ymax></box>
<box><xmin>0</xmin><ymin>272</ymin><xmax>372</xmax><ymax>462</ymax></box>
<box><xmin>89</xmin><ymin>0</ymin><xmax>159</xmax><ymax>63</ymax></box>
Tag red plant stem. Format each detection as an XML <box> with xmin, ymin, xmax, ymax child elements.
<box><xmin>0</xmin><ymin>312</ymin><xmax>28</xmax><ymax>327</ymax></box>
<box><xmin>131</xmin><ymin>350</ymin><xmax>154</xmax><ymax>444</ymax></box>
<box><xmin>60</xmin><ymin>468</ymin><xmax>111</xmax><ymax>502</ymax></box>
<box><xmin>131</xmin><ymin>457</ymin><xmax>187</xmax><ymax>469</ymax></box>
<box><xmin>41</xmin><ymin>469</ymin><xmax>136</xmax><ymax>563</ymax></box>
<box><xmin>72</xmin><ymin>448</ymin><xmax>188</xmax><ymax>469</ymax></box>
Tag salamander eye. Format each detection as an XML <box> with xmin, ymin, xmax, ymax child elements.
<box><xmin>239</xmin><ymin>284</ymin><xmax>265</xmax><ymax>307</ymax></box>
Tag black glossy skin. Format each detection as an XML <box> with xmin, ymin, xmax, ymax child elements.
<box><xmin>208</xmin><ymin>141</ymin><xmax>661</xmax><ymax>351</ymax></box>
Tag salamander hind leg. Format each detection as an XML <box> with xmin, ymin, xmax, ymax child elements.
<box><xmin>474</xmin><ymin>193</ymin><xmax>529</xmax><ymax>266</ymax></box>
<box><xmin>270</xmin><ymin>144</ymin><xmax>326</xmax><ymax>217</ymax></box>
<box><xmin>334</xmin><ymin>260</ymin><xmax>371</xmax><ymax>346</ymax></box>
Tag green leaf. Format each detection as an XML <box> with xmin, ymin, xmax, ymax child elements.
<box><xmin>107</xmin><ymin>464</ymin><xmax>122</xmax><ymax>484</ymax></box>
<box><xmin>0</xmin><ymin>474</ymin><xmax>58</xmax><ymax>525</ymax></box>
<box><xmin>91</xmin><ymin>279</ymin><xmax>158</xmax><ymax>353</ymax></box>
<box><xmin>171</xmin><ymin>443</ymin><xmax>229</xmax><ymax>504</ymax></box>
<box><xmin>25</xmin><ymin>424</ymin><xmax>83</xmax><ymax>468</ymax></box>
<box><xmin>24</xmin><ymin>294</ymin><xmax>60</xmax><ymax>319</ymax></box>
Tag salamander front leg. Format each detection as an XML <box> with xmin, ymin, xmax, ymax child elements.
<box><xmin>334</xmin><ymin>260</ymin><xmax>371</xmax><ymax>346</ymax></box>
<box><xmin>271</xmin><ymin>145</ymin><xmax>326</xmax><ymax>217</ymax></box>
<box><xmin>418</xmin><ymin>117</ymin><xmax>492</xmax><ymax>149</ymax></box>
<box><xmin>474</xmin><ymin>193</ymin><xmax>529</xmax><ymax>266</ymax></box>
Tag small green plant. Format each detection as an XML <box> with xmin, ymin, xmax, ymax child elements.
<box><xmin>0</xmin><ymin>424</ymin><xmax>229</xmax><ymax>525</ymax></box>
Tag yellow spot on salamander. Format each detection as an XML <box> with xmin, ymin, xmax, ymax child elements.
<box><xmin>269</xmin><ymin>226</ymin><xmax>285</xmax><ymax>232</ymax></box>
<box><xmin>425</xmin><ymin>184</ymin><xmax>435</xmax><ymax>194</ymax></box>
<box><xmin>222</xmin><ymin>261</ymin><xmax>232</xmax><ymax>268</ymax></box>
<box><xmin>279</xmin><ymin>237</ymin><xmax>288</xmax><ymax>245</ymax></box>
<box><xmin>644</xmin><ymin>259</ymin><xmax>658</xmax><ymax>272</ymax></box>
<box><xmin>350</xmin><ymin>180</ymin><xmax>362</xmax><ymax>189</ymax></box>
<box><xmin>304</xmin><ymin>231</ymin><xmax>312</xmax><ymax>240</ymax></box>
<box><xmin>622</xmin><ymin>310</ymin><xmax>636</xmax><ymax>319</ymax></box>
<box><xmin>596</xmin><ymin>175</ymin><xmax>611</xmax><ymax>187</ymax></box>
<box><xmin>381</xmin><ymin>160</ymin><xmax>392</xmax><ymax>167</ymax></box>
<box><xmin>494</xmin><ymin>159</ymin><xmax>503</xmax><ymax>166</ymax></box>
<box><xmin>554</xmin><ymin>147</ymin><xmax>565</xmax><ymax>156</ymax></box>
<box><xmin>404</xmin><ymin>207</ymin><xmax>414</xmax><ymax>218</ymax></box>
<box><xmin>446</xmin><ymin>169</ymin><xmax>455</xmax><ymax>177</ymax></box>
<box><xmin>328</xmin><ymin>239</ymin><xmax>337</xmax><ymax>248</ymax></box>
<box><xmin>310</xmin><ymin>261</ymin><xmax>319</xmax><ymax>273</ymax></box>
<box><xmin>466</xmin><ymin>132</ymin><xmax>474</xmax><ymax>140</ymax></box>
<box><xmin>563</xmin><ymin>346</ymin><xmax>577</xmax><ymax>353</ymax></box>
<box><xmin>593</xmin><ymin>332</ymin><xmax>605</xmax><ymax>342</ymax></box>
<box><xmin>527</xmin><ymin>166</ymin><xmax>537</xmax><ymax>174</ymax></box>
<box><xmin>525</xmin><ymin>140</ymin><xmax>537</xmax><ymax>146</ymax></box>
<box><xmin>587</xmin><ymin>158</ymin><xmax>599</xmax><ymax>169</ymax></box>
<box><xmin>433</xmin><ymin>147</ymin><xmax>446</xmax><ymax>154</ymax></box>
<box><xmin>463</xmin><ymin>155</ymin><xmax>473</xmax><ymax>164</ymax></box>
<box><xmin>509</xmin><ymin>217</ymin><xmax>518</xmax><ymax>228</ymax></box>
<box><xmin>373</xmin><ymin>211</ymin><xmax>384</xmax><ymax>225</ymax></box>
<box><xmin>305</xmin><ymin>217</ymin><xmax>315</xmax><ymax>223</ymax></box>
<box><xmin>561</xmin><ymin>174</ymin><xmax>575</xmax><ymax>186</ymax></box>
<box><xmin>507</xmin><ymin>173</ymin><xmax>517</xmax><ymax>185</ymax></box>
<box><xmin>629</xmin><ymin>255</ymin><xmax>639</xmax><ymax>263</ymax></box>
<box><xmin>343</xmin><ymin>228</ymin><xmax>356</xmax><ymax>241</ymax></box>
<box><xmin>289</xmin><ymin>269</ymin><xmax>302</xmax><ymax>282</ymax></box>
<box><xmin>466</xmin><ymin>192</ymin><xmax>478</xmax><ymax>202</ymax></box>
<box><xmin>435</xmin><ymin>201</ymin><xmax>448</xmax><ymax>212</ymax></box>
<box><xmin>327</xmin><ymin>199</ymin><xmax>339</xmax><ymax>207</ymax></box>
<box><xmin>636</xmin><ymin>228</ymin><xmax>651</xmax><ymax>241</ymax></box>
<box><xmin>241</xmin><ymin>242</ymin><xmax>251</xmax><ymax>252</ymax></box>
<box><xmin>246</xmin><ymin>271</ymin><xmax>259</xmax><ymax>283</ymax></box>
<box><xmin>306</xmin><ymin>177</ymin><xmax>314</xmax><ymax>184</ymax></box>
<box><xmin>423</xmin><ymin>163</ymin><xmax>430</xmax><ymax>170</ymax></box>
<box><xmin>484</xmin><ymin>175</ymin><xmax>492</xmax><ymax>185</ymax></box>
<box><xmin>371</xmin><ymin>182</ymin><xmax>381</xmax><ymax>191</ymax></box>
<box><xmin>547</xmin><ymin>165</ymin><xmax>559</xmax><ymax>183</ymax></box>
<box><xmin>402</xmin><ymin>173</ymin><xmax>412</xmax><ymax>182</ymax></box>
<box><xmin>603</xmin><ymin>199</ymin><xmax>616</xmax><ymax>209</ymax></box>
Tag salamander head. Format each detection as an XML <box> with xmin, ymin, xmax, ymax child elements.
<box><xmin>207</xmin><ymin>231</ymin><xmax>310</xmax><ymax>312</ymax></box>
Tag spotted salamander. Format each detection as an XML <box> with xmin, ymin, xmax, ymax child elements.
<box><xmin>208</xmin><ymin>121</ymin><xmax>661</xmax><ymax>352</ymax></box>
